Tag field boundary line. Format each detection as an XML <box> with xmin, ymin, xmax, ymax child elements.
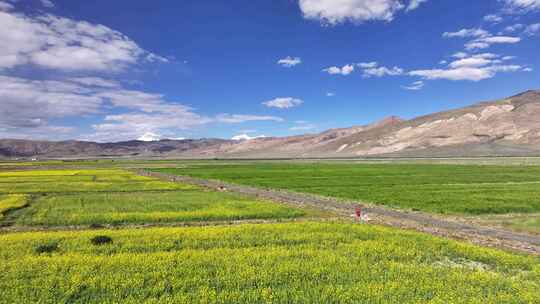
<box><xmin>138</xmin><ymin>170</ymin><xmax>540</xmax><ymax>255</ymax></box>
<box><xmin>0</xmin><ymin>217</ymin><xmax>341</xmax><ymax>234</ymax></box>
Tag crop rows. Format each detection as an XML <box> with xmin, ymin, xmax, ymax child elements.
<box><xmin>156</xmin><ymin>163</ymin><xmax>540</xmax><ymax>215</ymax></box>
<box><xmin>1</xmin><ymin>222</ymin><xmax>538</xmax><ymax>303</ymax></box>
<box><xmin>0</xmin><ymin>169</ymin><xmax>308</xmax><ymax>227</ymax></box>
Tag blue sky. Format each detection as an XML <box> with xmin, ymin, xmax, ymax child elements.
<box><xmin>0</xmin><ymin>0</ymin><xmax>539</xmax><ymax>142</ymax></box>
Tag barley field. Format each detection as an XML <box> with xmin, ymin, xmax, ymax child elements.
<box><xmin>156</xmin><ymin>163</ymin><xmax>540</xmax><ymax>215</ymax></box>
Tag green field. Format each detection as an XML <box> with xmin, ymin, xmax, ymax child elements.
<box><xmin>16</xmin><ymin>191</ymin><xmax>306</xmax><ymax>226</ymax></box>
<box><xmin>0</xmin><ymin>169</ymin><xmax>308</xmax><ymax>227</ymax></box>
<box><xmin>0</xmin><ymin>194</ymin><xmax>29</xmax><ymax>219</ymax></box>
<box><xmin>1</xmin><ymin>222</ymin><xmax>538</xmax><ymax>304</ymax></box>
<box><xmin>1</xmin><ymin>161</ymin><xmax>539</xmax><ymax>303</ymax></box>
<box><xmin>155</xmin><ymin>163</ymin><xmax>540</xmax><ymax>215</ymax></box>
<box><xmin>0</xmin><ymin>169</ymin><xmax>194</xmax><ymax>194</ymax></box>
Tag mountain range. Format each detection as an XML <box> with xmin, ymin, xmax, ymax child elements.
<box><xmin>2</xmin><ymin>90</ymin><xmax>540</xmax><ymax>159</ymax></box>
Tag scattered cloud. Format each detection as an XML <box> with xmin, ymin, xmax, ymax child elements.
<box><xmin>449</xmin><ymin>56</ymin><xmax>493</xmax><ymax>69</ymax></box>
<box><xmin>323</xmin><ymin>62</ymin><xmax>403</xmax><ymax>78</ymax></box>
<box><xmin>503</xmin><ymin>0</ymin><xmax>540</xmax><ymax>13</ymax></box>
<box><xmin>503</xmin><ymin>23</ymin><xmax>524</xmax><ymax>33</ymax></box>
<box><xmin>0</xmin><ymin>1</ymin><xmax>14</xmax><ymax>11</ymax></box>
<box><xmin>40</xmin><ymin>0</ymin><xmax>55</xmax><ymax>8</ymax></box>
<box><xmin>483</xmin><ymin>14</ymin><xmax>502</xmax><ymax>23</ymax></box>
<box><xmin>323</xmin><ymin>61</ymin><xmax>404</xmax><ymax>78</ymax></box>
<box><xmin>215</xmin><ymin>114</ymin><xmax>284</xmax><ymax>123</ymax></box>
<box><xmin>0</xmin><ymin>75</ymin><xmax>103</xmax><ymax>131</ymax></box>
<box><xmin>263</xmin><ymin>97</ymin><xmax>304</xmax><ymax>109</ymax></box>
<box><xmin>298</xmin><ymin>0</ymin><xmax>405</xmax><ymax>25</ymax></box>
<box><xmin>323</xmin><ymin>64</ymin><xmax>355</xmax><ymax>75</ymax></box>
<box><xmin>402</xmin><ymin>80</ymin><xmax>424</xmax><ymax>90</ymax></box>
<box><xmin>0</xmin><ymin>75</ymin><xmax>284</xmax><ymax>141</ymax></box>
<box><xmin>481</xmin><ymin>36</ymin><xmax>521</xmax><ymax>44</ymax></box>
<box><xmin>443</xmin><ymin>27</ymin><xmax>521</xmax><ymax>50</ymax></box>
<box><xmin>0</xmin><ymin>3</ymin><xmax>287</xmax><ymax>142</ymax></box>
<box><xmin>406</xmin><ymin>0</ymin><xmax>428</xmax><ymax>12</ymax></box>
<box><xmin>443</xmin><ymin>28</ymin><xmax>489</xmax><ymax>38</ymax></box>
<box><xmin>137</xmin><ymin>132</ymin><xmax>186</xmax><ymax>142</ymax></box>
<box><xmin>0</xmin><ymin>8</ymin><xmax>166</xmax><ymax>71</ymax></box>
<box><xmin>362</xmin><ymin>65</ymin><xmax>403</xmax><ymax>78</ymax></box>
<box><xmin>465</xmin><ymin>36</ymin><xmax>521</xmax><ymax>50</ymax></box>
<box><xmin>525</xmin><ymin>23</ymin><xmax>540</xmax><ymax>35</ymax></box>
<box><xmin>452</xmin><ymin>52</ymin><xmax>469</xmax><ymax>59</ymax></box>
<box><xmin>67</xmin><ymin>77</ymin><xmax>120</xmax><ymax>88</ymax></box>
<box><xmin>231</xmin><ymin>134</ymin><xmax>266</xmax><ymax>141</ymax></box>
<box><xmin>138</xmin><ymin>132</ymin><xmax>162</xmax><ymax>142</ymax></box>
<box><xmin>277</xmin><ymin>56</ymin><xmax>302</xmax><ymax>67</ymax></box>
<box><xmin>410</xmin><ymin>66</ymin><xmax>522</xmax><ymax>81</ymax></box>
<box><xmin>357</xmin><ymin>61</ymin><xmax>378</xmax><ymax>68</ymax></box>
<box><xmin>409</xmin><ymin>53</ymin><xmax>526</xmax><ymax>81</ymax></box>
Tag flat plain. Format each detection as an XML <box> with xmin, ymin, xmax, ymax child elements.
<box><xmin>1</xmin><ymin>222</ymin><xmax>539</xmax><ymax>303</ymax></box>
<box><xmin>156</xmin><ymin>163</ymin><xmax>540</xmax><ymax>215</ymax></box>
<box><xmin>1</xmin><ymin>160</ymin><xmax>539</xmax><ymax>303</ymax></box>
<box><xmin>0</xmin><ymin>169</ymin><xmax>308</xmax><ymax>227</ymax></box>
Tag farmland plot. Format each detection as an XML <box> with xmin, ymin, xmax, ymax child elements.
<box><xmin>16</xmin><ymin>191</ymin><xmax>306</xmax><ymax>226</ymax></box>
<box><xmin>156</xmin><ymin>163</ymin><xmax>540</xmax><ymax>215</ymax></box>
<box><xmin>0</xmin><ymin>169</ymin><xmax>308</xmax><ymax>227</ymax></box>
<box><xmin>0</xmin><ymin>223</ymin><xmax>538</xmax><ymax>303</ymax></box>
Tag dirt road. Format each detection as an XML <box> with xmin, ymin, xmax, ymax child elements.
<box><xmin>140</xmin><ymin>170</ymin><xmax>540</xmax><ymax>255</ymax></box>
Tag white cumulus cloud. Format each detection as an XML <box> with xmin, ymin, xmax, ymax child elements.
<box><xmin>215</xmin><ymin>114</ymin><xmax>284</xmax><ymax>123</ymax></box>
<box><xmin>362</xmin><ymin>65</ymin><xmax>403</xmax><ymax>77</ymax></box>
<box><xmin>409</xmin><ymin>53</ymin><xmax>525</xmax><ymax>82</ymax></box>
<box><xmin>483</xmin><ymin>14</ymin><xmax>502</xmax><ymax>23</ymax></box>
<box><xmin>525</xmin><ymin>23</ymin><xmax>540</xmax><ymax>35</ymax></box>
<box><xmin>406</xmin><ymin>0</ymin><xmax>428</xmax><ymax>12</ymax></box>
<box><xmin>465</xmin><ymin>36</ymin><xmax>521</xmax><ymax>50</ymax></box>
<box><xmin>0</xmin><ymin>8</ymin><xmax>166</xmax><ymax>71</ymax></box>
<box><xmin>298</xmin><ymin>0</ymin><xmax>406</xmax><ymax>25</ymax></box>
<box><xmin>503</xmin><ymin>0</ymin><xmax>540</xmax><ymax>12</ymax></box>
<box><xmin>231</xmin><ymin>134</ymin><xmax>266</xmax><ymax>141</ymax></box>
<box><xmin>40</xmin><ymin>0</ymin><xmax>55</xmax><ymax>8</ymax></box>
<box><xmin>443</xmin><ymin>28</ymin><xmax>490</xmax><ymax>38</ymax></box>
<box><xmin>263</xmin><ymin>97</ymin><xmax>304</xmax><ymax>109</ymax></box>
<box><xmin>277</xmin><ymin>56</ymin><xmax>302</xmax><ymax>67</ymax></box>
<box><xmin>138</xmin><ymin>132</ymin><xmax>162</xmax><ymax>142</ymax></box>
<box><xmin>402</xmin><ymin>80</ymin><xmax>424</xmax><ymax>90</ymax></box>
<box><xmin>323</xmin><ymin>64</ymin><xmax>355</xmax><ymax>75</ymax></box>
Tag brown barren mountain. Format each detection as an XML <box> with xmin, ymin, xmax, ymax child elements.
<box><xmin>2</xmin><ymin>90</ymin><xmax>540</xmax><ymax>159</ymax></box>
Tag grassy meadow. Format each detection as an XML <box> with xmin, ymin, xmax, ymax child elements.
<box><xmin>155</xmin><ymin>163</ymin><xmax>540</xmax><ymax>215</ymax></box>
<box><xmin>1</xmin><ymin>222</ymin><xmax>539</xmax><ymax>304</ymax></box>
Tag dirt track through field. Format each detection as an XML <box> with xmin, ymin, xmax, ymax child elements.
<box><xmin>140</xmin><ymin>170</ymin><xmax>540</xmax><ymax>255</ymax></box>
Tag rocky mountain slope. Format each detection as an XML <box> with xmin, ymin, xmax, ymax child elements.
<box><xmin>2</xmin><ymin>90</ymin><xmax>540</xmax><ymax>159</ymax></box>
<box><xmin>0</xmin><ymin>139</ymin><xmax>229</xmax><ymax>159</ymax></box>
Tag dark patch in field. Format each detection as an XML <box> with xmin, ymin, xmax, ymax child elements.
<box><xmin>35</xmin><ymin>241</ymin><xmax>59</xmax><ymax>254</ymax></box>
<box><xmin>90</xmin><ymin>235</ymin><xmax>113</xmax><ymax>245</ymax></box>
